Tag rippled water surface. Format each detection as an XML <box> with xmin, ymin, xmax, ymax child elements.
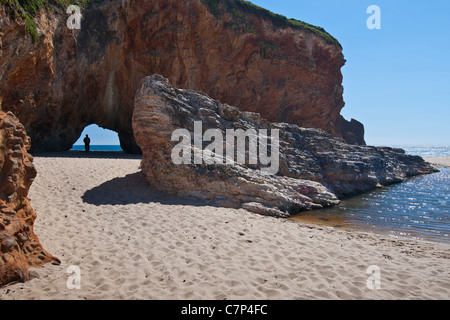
<box><xmin>390</xmin><ymin>145</ymin><xmax>450</xmax><ymax>158</ymax></box>
<box><xmin>292</xmin><ymin>146</ymin><xmax>450</xmax><ymax>244</ymax></box>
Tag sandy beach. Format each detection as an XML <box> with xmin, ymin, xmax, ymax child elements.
<box><xmin>425</xmin><ymin>156</ymin><xmax>450</xmax><ymax>168</ymax></box>
<box><xmin>0</xmin><ymin>152</ymin><xmax>449</xmax><ymax>300</ymax></box>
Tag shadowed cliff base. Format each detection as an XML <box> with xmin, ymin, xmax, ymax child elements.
<box><xmin>31</xmin><ymin>150</ymin><xmax>142</xmax><ymax>159</ymax></box>
<box><xmin>1</xmin><ymin>0</ymin><xmax>364</xmax><ymax>154</ymax></box>
<box><xmin>82</xmin><ymin>172</ymin><xmax>216</xmax><ymax>208</ymax></box>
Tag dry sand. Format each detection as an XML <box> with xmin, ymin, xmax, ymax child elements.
<box><xmin>0</xmin><ymin>152</ymin><xmax>449</xmax><ymax>300</ymax></box>
<box><xmin>425</xmin><ymin>156</ymin><xmax>450</xmax><ymax>168</ymax></box>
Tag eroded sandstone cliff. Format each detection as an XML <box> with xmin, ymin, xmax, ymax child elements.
<box><xmin>0</xmin><ymin>0</ymin><xmax>364</xmax><ymax>153</ymax></box>
<box><xmin>0</xmin><ymin>111</ymin><xmax>58</xmax><ymax>287</ymax></box>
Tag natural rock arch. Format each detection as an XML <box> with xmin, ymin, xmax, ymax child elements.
<box><xmin>1</xmin><ymin>0</ymin><xmax>364</xmax><ymax>154</ymax></box>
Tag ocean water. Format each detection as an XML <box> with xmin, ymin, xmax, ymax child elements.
<box><xmin>389</xmin><ymin>145</ymin><xmax>450</xmax><ymax>158</ymax></box>
<box><xmin>292</xmin><ymin>145</ymin><xmax>450</xmax><ymax>245</ymax></box>
<box><xmin>71</xmin><ymin>145</ymin><xmax>123</xmax><ymax>152</ymax></box>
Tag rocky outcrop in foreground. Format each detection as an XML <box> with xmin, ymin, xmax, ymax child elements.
<box><xmin>1</xmin><ymin>0</ymin><xmax>363</xmax><ymax>153</ymax></box>
<box><xmin>0</xmin><ymin>111</ymin><xmax>58</xmax><ymax>287</ymax></box>
<box><xmin>133</xmin><ymin>75</ymin><xmax>436</xmax><ymax>217</ymax></box>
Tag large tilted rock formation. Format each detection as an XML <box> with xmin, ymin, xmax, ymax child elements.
<box><xmin>0</xmin><ymin>111</ymin><xmax>58</xmax><ymax>287</ymax></box>
<box><xmin>133</xmin><ymin>75</ymin><xmax>436</xmax><ymax>216</ymax></box>
<box><xmin>1</xmin><ymin>0</ymin><xmax>363</xmax><ymax>153</ymax></box>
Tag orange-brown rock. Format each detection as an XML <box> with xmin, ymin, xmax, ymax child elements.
<box><xmin>0</xmin><ymin>111</ymin><xmax>58</xmax><ymax>287</ymax></box>
<box><xmin>0</xmin><ymin>0</ymin><xmax>364</xmax><ymax>153</ymax></box>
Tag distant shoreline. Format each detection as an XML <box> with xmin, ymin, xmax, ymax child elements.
<box><xmin>424</xmin><ymin>156</ymin><xmax>450</xmax><ymax>168</ymax></box>
<box><xmin>70</xmin><ymin>145</ymin><xmax>124</xmax><ymax>152</ymax></box>
<box><xmin>64</xmin><ymin>147</ymin><xmax>450</xmax><ymax>169</ymax></box>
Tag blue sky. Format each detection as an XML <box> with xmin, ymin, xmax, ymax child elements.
<box><xmin>76</xmin><ymin>0</ymin><xmax>449</xmax><ymax>146</ymax></box>
<box><xmin>74</xmin><ymin>124</ymin><xmax>120</xmax><ymax>145</ymax></box>
<box><xmin>251</xmin><ymin>0</ymin><xmax>450</xmax><ymax>146</ymax></box>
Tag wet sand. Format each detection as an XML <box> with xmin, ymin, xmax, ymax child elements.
<box><xmin>425</xmin><ymin>156</ymin><xmax>450</xmax><ymax>168</ymax></box>
<box><xmin>0</xmin><ymin>152</ymin><xmax>449</xmax><ymax>299</ymax></box>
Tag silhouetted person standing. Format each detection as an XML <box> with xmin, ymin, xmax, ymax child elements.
<box><xmin>83</xmin><ymin>134</ymin><xmax>91</xmax><ymax>152</ymax></box>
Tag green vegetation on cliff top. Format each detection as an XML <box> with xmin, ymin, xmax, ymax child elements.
<box><xmin>202</xmin><ymin>0</ymin><xmax>341</xmax><ymax>48</ymax></box>
<box><xmin>1</xmin><ymin>0</ymin><xmax>341</xmax><ymax>48</ymax></box>
<box><xmin>0</xmin><ymin>0</ymin><xmax>101</xmax><ymax>41</ymax></box>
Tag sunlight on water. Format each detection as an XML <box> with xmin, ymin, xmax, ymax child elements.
<box><xmin>389</xmin><ymin>145</ymin><xmax>450</xmax><ymax>158</ymax></box>
<box><xmin>292</xmin><ymin>147</ymin><xmax>450</xmax><ymax>245</ymax></box>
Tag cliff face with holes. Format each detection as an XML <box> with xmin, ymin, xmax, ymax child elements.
<box><xmin>0</xmin><ymin>111</ymin><xmax>58</xmax><ymax>286</ymax></box>
<box><xmin>0</xmin><ymin>0</ymin><xmax>364</xmax><ymax>153</ymax></box>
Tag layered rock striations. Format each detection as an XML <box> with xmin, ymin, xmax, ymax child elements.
<box><xmin>1</xmin><ymin>0</ymin><xmax>363</xmax><ymax>153</ymax></box>
<box><xmin>0</xmin><ymin>111</ymin><xmax>58</xmax><ymax>287</ymax></box>
<box><xmin>133</xmin><ymin>75</ymin><xmax>436</xmax><ymax>216</ymax></box>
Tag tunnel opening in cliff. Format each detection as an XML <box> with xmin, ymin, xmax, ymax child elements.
<box><xmin>70</xmin><ymin>124</ymin><xmax>124</xmax><ymax>151</ymax></box>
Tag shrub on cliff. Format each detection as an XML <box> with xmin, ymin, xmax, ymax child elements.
<box><xmin>201</xmin><ymin>0</ymin><xmax>341</xmax><ymax>48</ymax></box>
<box><xmin>0</xmin><ymin>0</ymin><xmax>103</xmax><ymax>42</ymax></box>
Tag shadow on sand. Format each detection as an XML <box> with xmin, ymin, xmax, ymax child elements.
<box><xmin>81</xmin><ymin>172</ymin><xmax>214</xmax><ymax>208</ymax></box>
